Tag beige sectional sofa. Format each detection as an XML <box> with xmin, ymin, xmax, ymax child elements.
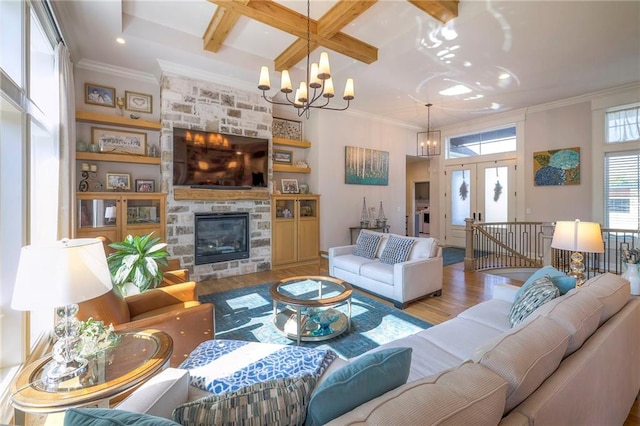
<box><xmin>111</xmin><ymin>272</ymin><xmax>639</xmax><ymax>425</ymax></box>
<box><xmin>328</xmin><ymin>230</ymin><xmax>443</xmax><ymax>308</ymax></box>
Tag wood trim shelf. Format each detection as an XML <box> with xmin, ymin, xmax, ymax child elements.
<box><xmin>76</xmin><ymin>111</ymin><xmax>162</xmax><ymax>131</ymax></box>
<box><xmin>174</xmin><ymin>187</ymin><xmax>270</xmax><ymax>201</ymax></box>
<box><xmin>272</xmin><ymin>137</ymin><xmax>311</xmax><ymax>148</ymax></box>
<box><xmin>76</xmin><ymin>152</ymin><xmax>161</xmax><ymax>165</ymax></box>
<box><xmin>273</xmin><ymin>164</ymin><xmax>312</xmax><ymax>174</ymax></box>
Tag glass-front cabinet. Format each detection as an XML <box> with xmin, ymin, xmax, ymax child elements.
<box><xmin>77</xmin><ymin>192</ymin><xmax>166</xmax><ymax>241</ymax></box>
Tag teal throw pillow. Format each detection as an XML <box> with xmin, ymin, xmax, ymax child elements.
<box><xmin>305</xmin><ymin>347</ymin><xmax>412</xmax><ymax>426</ymax></box>
<box><xmin>172</xmin><ymin>375</ymin><xmax>316</xmax><ymax>426</ymax></box>
<box><xmin>64</xmin><ymin>408</ymin><xmax>180</xmax><ymax>426</ymax></box>
<box><xmin>515</xmin><ymin>265</ymin><xmax>576</xmax><ymax>298</ymax></box>
<box><xmin>509</xmin><ymin>275</ymin><xmax>560</xmax><ymax>328</ymax></box>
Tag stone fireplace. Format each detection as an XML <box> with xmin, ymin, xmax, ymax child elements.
<box><xmin>160</xmin><ymin>73</ymin><xmax>273</xmax><ymax>282</ymax></box>
<box><xmin>194</xmin><ymin>212</ymin><xmax>249</xmax><ymax>265</ymax></box>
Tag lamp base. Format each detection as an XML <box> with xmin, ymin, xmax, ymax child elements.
<box><xmin>42</xmin><ymin>357</ymin><xmax>88</xmax><ymax>384</ymax></box>
<box><xmin>569</xmin><ymin>251</ymin><xmax>586</xmax><ymax>287</ymax></box>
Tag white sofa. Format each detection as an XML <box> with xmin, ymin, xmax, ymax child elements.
<box><xmin>328</xmin><ymin>230</ymin><xmax>443</xmax><ymax>308</ymax></box>
<box><xmin>112</xmin><ymin>272</ymin><xmax>640</xmax><ymax>425</ymax></box>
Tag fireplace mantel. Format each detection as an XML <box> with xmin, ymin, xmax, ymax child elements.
<box><xmin>174</xmin><ymin>187</ymin><xmax>270</xmax><ymax>201</ymax></box>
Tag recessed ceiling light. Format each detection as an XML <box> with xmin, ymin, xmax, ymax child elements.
<box><xmin>116</xmin><ymin>37</ymin><xmax>126</xmax><ymax>44</ymax></box>
<box><xmin>439</xmin><ymin>84</ymin><xmax>472</xmax><ymax>96</ymax></box>
<box><xmin>463</xmin><ymin>61</ymin><xmax>472</xmax><ymax>67</ymax></box>
<box><xmin>498</xmin><ymin>73</ymin><xmax>510</xmax><ymax>80</ymax></box>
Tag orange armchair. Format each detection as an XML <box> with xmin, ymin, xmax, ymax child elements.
<box><xmin>78</xmin><ymin>282</ymin><xmax>214</xmax><ymax>367</ymax></box>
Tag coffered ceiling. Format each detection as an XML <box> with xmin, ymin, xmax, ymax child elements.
<box><xmin>52</xmin><ymin>0</ymin><xmax>640</xmax><ymax>129</ymax></box>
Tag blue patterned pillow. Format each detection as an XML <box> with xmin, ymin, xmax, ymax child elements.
<box><xmin>353</xmin><ymin>232</ymin><xmax>382</xmax><ymax>259</ymax></box>
<box><xmin>379</xmin><ymin>235</ymin><xmax>415</xmax><ymax>265</ymax></box>
<box><xmin>509</xmin><ymin>275</ymin><xmax>560</xmax><ymax>327</ymax></box>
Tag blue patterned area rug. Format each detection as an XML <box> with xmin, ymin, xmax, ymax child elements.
<box><xmin>199</xmin><ymin>283</ymin><xmax>432</xmax><ymax>359</ymax></box>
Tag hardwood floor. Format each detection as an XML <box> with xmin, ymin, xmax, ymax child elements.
<box><xmin>198</xmin><ymin>260</ymin><xmax>640</xmax><ymax>425</ymax></box>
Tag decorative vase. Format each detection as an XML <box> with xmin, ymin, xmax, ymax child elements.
<box><xmin>622</xmin><ymin>263</ymin><xmax>640</xmax><ymax>295</ymax></box>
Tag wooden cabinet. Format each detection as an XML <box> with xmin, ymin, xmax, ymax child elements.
<box><xmin>272</xmin><ymin>194</ymin><xmax>320</xmax><ymax>268</ymax></box>
<box><xmin>272</xmin><ymin>137</ymin><xmax>311</xmax><ymax>174</ymax></box>
<box><xmin>77</xmin><ymin>192</ymin><xmax>166</xmax><ymax>241</ymax></box>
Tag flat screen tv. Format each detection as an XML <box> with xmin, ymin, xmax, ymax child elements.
<box><xmin>172</xmin><ymin>127</ymin><xmax>268</xmax><ymax>188</ymax></box>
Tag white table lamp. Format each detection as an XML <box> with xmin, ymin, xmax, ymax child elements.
<box><xmin>551</xmin><ymin>220</ymin><xmax>604</xmax><ymax>286</ymax></box>
<box><xmin>11</xmin><ymin>238</ymin><xmax>112</xmax><ymax>383</ymax></box>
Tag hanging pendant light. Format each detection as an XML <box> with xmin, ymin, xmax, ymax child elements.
<box><xmin>257</xmin><ymin>0</ymin><xmax>354</xmax><ymax>118</ymax></box>
<box><xmin>417</xmin><ymin>103</ymin><xmax>441</xmax><ymax>157</ymax></box>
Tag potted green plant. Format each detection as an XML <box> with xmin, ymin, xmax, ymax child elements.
<box><xmin>107</xmin><ymin>232</ymin><xmax>169</xmax><ymax>296</ymax></box>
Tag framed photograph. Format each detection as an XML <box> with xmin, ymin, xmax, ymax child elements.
<box><xmin>85</xmin><ymin>83</ymin><xmax>116</xmax><ymax>108</ymax></box>
<box><xmin>106</xmin><ymin>173</ymin><xmax>131</xmax><ymax>190</ymax></box>
<box><xmin>127</xmin><ymin>207</ymin><xmax>139</xmax><ymax>222</ymax></box>
<box><xmin>92</xmin><ymin>127</ymin><xmax>147</xmax><ymax>155</ymax></box>
<box><xmin>273</xmin><ymin>117</ymin><xmax>302</xmax><ymax>141</ymax></box>
<box><xmin>281</xmin><ymin>178</ymin><xmax>299</xmax><ymax>194</ymax></box>
<box><xmin>273</xmin><ymin>149</ymin><xmax>293</xmax><ymax>164</ymax></box>
<box><xmin>135</xmin><ymin>179</ymin><xmax>155</xmax><ymax>192</ymax></box>
<box><xmin>125</xmin><ymin>90</ymin><xmax>153</xmax><ymax>114</ymax></box>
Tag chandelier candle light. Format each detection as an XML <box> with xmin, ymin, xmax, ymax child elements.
<box><xmin>417</xmin><ymin>103</ymin><xmax>441</xmax><ymax>157</ymax></box>
<box><xmin>258</xmin><ymin>0</ymin><xmax>354</xmax><ymax>117</ymax></box>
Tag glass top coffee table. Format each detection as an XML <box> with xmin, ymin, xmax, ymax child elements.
<box><xmin>270</xmin><ymin>276</ymin><xmax>353</xmax><ymax>344</ymax></box>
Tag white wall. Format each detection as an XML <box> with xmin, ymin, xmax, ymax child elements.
<box><xmin>305</xmin><ymin>110</ymin><xmax>418</xmax><ymax>249</ymax></box>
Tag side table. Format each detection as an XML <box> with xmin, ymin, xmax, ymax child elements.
<box><xmin>10</xmin><ymin>328</ymin><xmax>172</xmax><ymax>424</ymax></box>
<box><xmin>349</xmin><ymin>225</ymin><xmax>390</xmax><ymax>244</ymax></box>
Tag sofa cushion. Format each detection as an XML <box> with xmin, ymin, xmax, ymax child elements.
<box><xmin>331</xmin><ymin>253</ymin><xmax>376</xmax><ymax>275</ymax></box>
<box><xmin>408</xmin><ymin>237</ymin><xmax>438</xmax><ymax>260</ymax></box>
<box><xmin>172</xmin><ymin>375</ymin><xmax>315</xmax><ymax>426</ymax></box>
<box><xmin>379</xmin><ymin>235</ymin><xmax>415</xmax><ymax>265</ymax></box>
<box><xmin>509</xmin><ymin>275</ymin><xmax>559</xmax><ymax>327</ymax></box>
<box><xmin>64</xmin><ymin>408</ymin><xmax>180</xmax><ymax>426</ymax></box>
<box><xmin>525</xmin><ymin>289</ymin><xmax>603</xmax><ymax>356</ymax></box>
<box><xmin>117</xmin><ymin>367</ymin><xmax>189</xmax><ymax>419</ymax></box>
<box><xmin>359</xmin><ymin>261</ymin><xmax>394</xmax><ymax>285</ymax></box>
<box><xmin>353</xmin><ymin>232</ymin><xmax>383</xmax><ymax>259</ymax></box>
<box><xmin>473</xmin><ymin>316</ymin><xmax>570</xmax><ymax>413</ymax></box>
<box><xmin>580</xmin><ymin>272</ymin><xmax>631</xmax><ymax>325</ymax></box>
<box><xmin>325</xmin><ymin>362</ymin><xmax>508</xmax><ymax>426</ymax></box>
<box><xmin>458</xmin><ymin>298</ymin><xmax>513</xmax><ymax>332</ymax></box>
<box><xmin>516</xmin><ymin>265</ymin><xmax>576</xmax><ymax>298</ymax></box>
<box><xmin>306</xmin><ymin>347</ymin><xmax>412</xmax><ymax>426</ymax></box>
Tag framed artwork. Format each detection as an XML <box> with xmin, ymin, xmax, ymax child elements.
<box><xmin>345</xmin><ymin>146</ymin><xmax>389</xmax><ymax>186</ymax></box>
<box><xmin>273</xmin><ymin>149</ymin><xmax>293</xmax><ymax>164</ymax></box>
<box><xmin>533</xmin><ymin>147</ymin><xmax>580</xmax><ymax>186</ymax></box>
<box><xmin>127</xmin><ymin>207</ymin><xmax>139</xmax><ymax>222</ymax></box>
<box><xmin>106</xmin><ymin>173</ymin><xmax>131</xmax><ymax>190</ymax></box>
<box><xmin>92</xmin><ymin>127</ymin><xmax>147</xmax><ymax>155</ymax></box>
<box><xmin>281</xmin><ymin>178</ymin><xmax>299</xmax><ymax>194</ymax></box>
<box><xmin>125</xmin><ymin>91</ymin><xmax>153</xmax><ymax>114</ymax></box>
<box><xmin>273</xmin><ymin>117</ymin><xmax>302</xmax><ymax>141</ymax></box>
<box><xmin>85</xmin><ymin>83</ymin><xmax>116</xmax><ymax>107</ymax></box>
<box><xmin>135</xmin><ymin>179</ymin><xmax>155</xmax><ymax>192</ymax></box>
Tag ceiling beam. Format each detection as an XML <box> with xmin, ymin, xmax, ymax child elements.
<box><xmin>275</xmin><ymin>0</ymin><xmax>377</xmax><ymax>71</ymax></box>
<box><xmin>207</xmin><ymin>0</ymin><xmax>378</xmax><ymax>66</ymax></box>
<box><xmin>407</xmin><ymin>0</ymin><xmax>459</xmax><ymax>23</ymax></box>
<box><xmin>203</xmin><ymin>5</ymin><xmax>243</xmax><ymax>52</ymax></box>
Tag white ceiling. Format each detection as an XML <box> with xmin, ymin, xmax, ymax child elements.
<box><xmin>52</xmin><ymin>0</ymin><xmax>640</xmax><ymax>129</ymax></box>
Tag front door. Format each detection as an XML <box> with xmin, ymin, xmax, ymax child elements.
<box><xmin>445</xmin><ymin>160</ymin><xmax>516</xmax><ymax>247</ymax></box>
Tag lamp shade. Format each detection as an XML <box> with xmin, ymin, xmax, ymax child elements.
<box><xmin>11</xmin><ymin>238</ymin><xmax>112</xmax><ymax>311</ymax></box>
<box><xmin>551</xmin><ymin>220</ymin><xmax>605</xmax><ymax>253</ymax></box>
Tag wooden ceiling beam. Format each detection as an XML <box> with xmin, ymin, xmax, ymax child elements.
<box><xmin>407</xmin><ymin>0</ymin><xmax>459</xmax><ymax>24</ymax></box>
<box><xmin>203</xmin><ymin>5</ymin><xmax>243</xmax><ymax>52</ymax></box>
<box><xmin>208</xmin><ymin>0</ymin><xmax>377</xmax><ymax>66</ymax></box>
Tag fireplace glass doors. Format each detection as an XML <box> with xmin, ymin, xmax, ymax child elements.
<box><xmin>194</xmin><ymin>212</ymin><xmax>249</xmax><ymax>265</ymax></box>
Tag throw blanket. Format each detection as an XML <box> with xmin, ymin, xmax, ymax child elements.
<box><xmin>178</xmin><ymin>339</ymin><xmax>337</xmax><ymax>394</ymax></box>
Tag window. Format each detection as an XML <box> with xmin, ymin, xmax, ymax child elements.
<box><xmin>605</xmin><ymin>152</ymin><xmax>640</xmax><ymax>230</ymax></box>
<box><xmin>448</xmin><ymin>126</ymin><xmax>516</xmax><ymax>158</ymax></box>
<box><xmin>606</xmin><ymin>104</ymin><xmax>640</xmax><ymax>144</ymax></box>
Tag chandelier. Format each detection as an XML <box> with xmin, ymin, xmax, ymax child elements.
<box><xmin>257</xmin><ymin>0</ymin><xmax>354</xmax><ymax>118</ymax></box>
<box><xmin>417</xmin><ymin>103</ymin><xmax>441</xmax><ymax>157</ymax></box>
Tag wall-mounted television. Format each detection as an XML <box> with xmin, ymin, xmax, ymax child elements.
<box><xmin>172</xmin><ymin>127</ymin><xmax>268</xmax><ymax>189</ymax></box>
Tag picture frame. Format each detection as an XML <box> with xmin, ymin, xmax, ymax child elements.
<box><xmin>273</xmin><ymin>149</ymin><xmax>293</xmax><ymax>164</ymax></box>
<box><xmin>127</xmin><ymin>207</ymin><xmax>139</xmax><ymax>222</ymax></box>
<box><xmin>106</xmin><ymin>173</ymin><xmax>131</xmax><ymax>190</ymax></box>
<box><xmin>345</xmin><ymin>146</ymin><xmax>390</xmax><ymax>186</ymax></box>
<box><xmin>85</xmin><ymin>83</ymin><xmax>116</xmax><ymax>108</ymax></box>
<box><xmin>135</xmin><ymin>179</ymin><xmax>155</xmax><ymax>192</ymax></box>
<box><xmin>533</xmin><ymin>147</ymin><xmax>580</xmax><ymax>186</ymax></box>
<box><xmin>281</xmin><ymin>178</ymin><xmax>299</xmax><ymax>194</ymax></box>
<box><xmin>273</xmin><ymin>117</ymin><xmax>302</xmax><ymax>141</ymax></box>
<box><xmin>92</xmin><ymin>127</ymin><xmax>147</xmax><ymax>155</ymax></box>
<box><xmin>125</xmin><ymin>90</ymin><xmax>153</xmax><ymax>114</ymax></box>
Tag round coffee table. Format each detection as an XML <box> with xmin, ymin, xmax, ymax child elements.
<box><xmin>10</xmin><ymin>328</ymin><xmax>172</xmax><ymax>422</ymax></box>
<box><xmin>270</xmin><ymin>276</ymin><xmax>353</xmax><ymax>344</ymax></box>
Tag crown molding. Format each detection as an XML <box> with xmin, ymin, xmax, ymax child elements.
<box><xmin>156</xmin><ymin>59</ymin><xmax>256</xmax><ymax>92</ymax></box>
<box><xmin>75</xmin><ymin>59</ymin><xmax>157</xmax><ymax>84</ymax></box>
